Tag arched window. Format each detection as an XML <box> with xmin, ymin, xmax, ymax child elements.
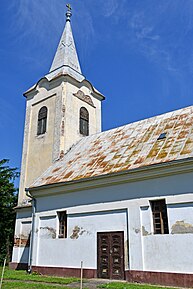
<box><xmin>37</xmin><ymin>106</ymin><xmax>47</xmax><ymax>135</ymax></box>
<box><xmin>80</xmin><ymin>107</ymin><xmax>89</xmax><ymax>136</ymax></box>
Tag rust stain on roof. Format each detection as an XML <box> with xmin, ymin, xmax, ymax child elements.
<box><xmin>31</xmin><ymin>106</ymin><xmax>193</xmax><ymax>188</ymax></box>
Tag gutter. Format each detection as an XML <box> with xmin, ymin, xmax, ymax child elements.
<box><xmin>26</xmin><ymin>191</ymin><xmax>36</xmax><ymax>274</ymax></box>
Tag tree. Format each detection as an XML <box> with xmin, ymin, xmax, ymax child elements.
<box><xmin>0</xmin><ymin>159</ymin><xmax>19</xmax><ymax>265</ymax></box>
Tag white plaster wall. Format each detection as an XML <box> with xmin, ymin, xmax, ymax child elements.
<box><xmin>141</xmin><ymin>202</ymin><xmax>193</xmax><ymax>273</ymax></box>
<box><xmin>12</xmin><ymin>208</ymin><xmax>32</xmax><ymax>263</ymax></box>
<box><xmin>18</xmin><ymin>83</ymin><xmax>61</xmax><ymax>204</ymax></box>
<box><xmin>140</xmin><ymin>206</ymin><xmax>151</xmax><ymax>235</ymax></box>
<box><xmin>128</xmin><ymin>206</ymin><xmax>143</xmax><ymax>270</ymax></box>
<box><xmin>143</xmin><ymin>234</ymin><xmax>193</xmax><ymax>273</ymax></box>
<box><xmin>39</xmin><ymin>216</ymin><xmax>57</xmax><ymax>239</ymax></box>
<box><xmin>12</xmin><ymin>247</ymin><xmax>29</xmax><ymax>264</ymax></box>
<box><xmin>36</xmin><ymin>210</ymin><xmax>127</xmax><ymax>269</ymax></box>
<box><xmin>63</xmin><ymin>81</ymin><xmax>101</xmax><ymax>154</ymax></box>
<box><xmin>33</xmin><ymin>171</ymin><xmax>193</xmax><ymax>273</ymax></box>
<box><xmin>14</xmin><ymin>209</ymin><xmax>32</xmax><ymax>238</ymax></box>
<box><xmin>25</xmin><ymin>94</ymin><xmax>57</xmax><ymax>190</ymax></box>
<box><xmin>168</xmin><ymin>203</ymin><xmax>193</xmax><ymax>233</ymax></box>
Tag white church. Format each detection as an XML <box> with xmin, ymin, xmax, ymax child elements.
<box><xmin>11</xmin><ymin>5</ymin><xmax>193</xmax><ymax>288</ymax></box>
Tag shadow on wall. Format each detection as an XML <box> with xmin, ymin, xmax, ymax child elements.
<box><xmin>36</xmin><ymin>172</ymin><xmax>193</xmax><ymax>213</ymax></box>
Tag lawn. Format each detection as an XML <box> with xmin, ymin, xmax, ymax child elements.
<box><xmin>0</xmin><ymin>281</ymin><xmax>76</xmax><ymax>289</ymax></box>
<box><xmin>0</xmin><ymin>267</ymin><xmax>80</xmax><ymax>289</ymax></box>
<box><xmin>0</xmin><ymin>267</ymin><xmax>179</xmax><ymax>289</ymax></box>
<box><xmin>2</xmin><ymin>268</ymin><xmax>79</xmax><ymax>284</ymax></box>
<box><xmin>98</xmin><ymin>282</ymin><xmax>177</xmax><ymax>289</ymax></box>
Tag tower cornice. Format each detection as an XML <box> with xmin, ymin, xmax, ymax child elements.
<box><xmin>23</xmin><ymin>73</ymin><xmax>105</xmax><ymax>101</ymax></box>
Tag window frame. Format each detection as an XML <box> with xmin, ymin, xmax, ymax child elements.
<box><xmin>150</xmin><ymin>199</ymin><xmax>169</xmax><ymax>235</ymax></box>
<box><xmin>79</xmin><ymin>107</ymin><xmax>89</xmax><ymax>136</ymax></box>
<box><xmin>37</xmin><ymin>106</ymin><xmax>48</xmax><ymax>136</ymax></box>
<box><xmin>58</xmin><ymin>211</ymin><xmax>67</xmax><ymax>239</ymax></box>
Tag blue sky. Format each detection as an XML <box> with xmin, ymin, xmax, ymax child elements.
<box><xmin>1</xmin><ymin>0</ymin><xmax>193</xmax><ymax>181</ymax></box>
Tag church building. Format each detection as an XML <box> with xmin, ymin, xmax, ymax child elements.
<box><xmin>11</xmin><ymin>6</ymin><xmax>193</xmax><ymax>288</ymax></box>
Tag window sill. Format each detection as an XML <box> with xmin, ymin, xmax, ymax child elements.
<box><xmin>58</xmin><ymin>235</ymin><xmax>67</xmax><ymax>239</ymax></box>
<box><xmin>36</xmin><ymin>133</ymin><xmax>47</xmax><ymax>139</ymax></box>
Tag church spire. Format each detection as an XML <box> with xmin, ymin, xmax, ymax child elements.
<box><xmin>49</xmin><ymin>4</ymin><xmax>82</xmax><ymax>75</ymax></box>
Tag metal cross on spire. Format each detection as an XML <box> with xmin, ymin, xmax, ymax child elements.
<box><xmin>66</xmin><ymin>3</ymin><xmax>72</xmax><ymax>22</ymax></box>
<box><xmin>66</xmin><ymin>3</ymin><xmax>72</xmax><ymax>11</ymax></box>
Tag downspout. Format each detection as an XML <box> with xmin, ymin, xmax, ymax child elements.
<box><xmin>26</xmin><ymin>190</ymin><xmax>36</xmax><ymax>274</ymax></box>
<box><xmin>126</xmin><ymin>209</ymin><xmax>130</xmax><ymax>271</ymax></box>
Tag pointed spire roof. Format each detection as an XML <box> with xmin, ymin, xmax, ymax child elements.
<box><xmin>49</xmin><ymin>5</ymin><xmax>82</xmax><ymax>75</ymax></box>
<box><xmin>24</xmin><ymin>5</ymin><xmax>105</xmax><ymax>98</ymax></box>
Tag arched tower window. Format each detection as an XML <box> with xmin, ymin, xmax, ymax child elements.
<box><xmin>80</xmin><ymin>107</ymin><xmax>89</xmax><ymax>136</ymax></box>
<box><xmin>37</xmin><ymin>106</ymin><xmax>47</xmax><ymax>135</ymax></box>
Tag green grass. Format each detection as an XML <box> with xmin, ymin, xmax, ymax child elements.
<box><xmin>1</xmin><ymin>268</ymin><xmax>79</xmax><ymax>285</ymax></box>
<box><xmin>2</xmin><ymin>281</ymin><xmax>76</xmax><ymax>289</ymax></box>
<box><xmin>98</xmin><ymin>282</ymin><xmax>177</xmax><ymax>289</ymax></box>
<box><xmin>0</xmin><ymin>268</ymin><xmax>178</xmax><ymax>289</ymax></box>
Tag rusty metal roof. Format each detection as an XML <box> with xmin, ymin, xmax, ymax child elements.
<box><xmin>31</xmin><ymin>105</ymin><xmax>193</xmax><ymax>188</ymax></box>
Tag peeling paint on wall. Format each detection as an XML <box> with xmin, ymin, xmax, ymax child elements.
<box><xmin>14</xmin><ymin>234</ymin><xmax>30</xmax><ymax>247</ymax></box>
<box><xmin>61</xmin><ymin>120</ymin><xmax>65</xmax><ymax>136</ymax></box>
<box><xmin>79</xmin><ymin>229</ymin><xmax>86</xmax><ymax>236</ymax></box>
<box><xmin>60</xmin><ymin>150</ymin><xmax>64</xmax><ymax>159</ymax></box>
<box><xmin>142</xmin><ymin>226</ymin><xmax>151</xmax><ymax>236</ymax></box>
<box><xmin>124</xmin><ymin>240</ymin><xmax>129</xmax><ymax>269</ymax></box>
<box><xmin>70</xmin><ymin>226</ymin><xmax>90</xmax><ymax>239</ymax></box>
<box><xmin>70</xmin><ymin>226</ymin><xmax>81</xmax><ymax>239</ymax></box>
<box><xmin>134</xmin><ymin>228</ymin><xmax>140</xmax><ymax>234</ymax></box>
<box><xmin>171</xmin><ymin>221</ymin><xmax>193</xmax><ymax>234</ymax></box>
<box><xmin>53</xmin><ymin>92</ymin><xmax>62</xmax><ymax>161</ymax></box>
<box><xmin>40</xmin><ymin>226</ymin><xmax>56</xmax><ymax>239</ymax></box>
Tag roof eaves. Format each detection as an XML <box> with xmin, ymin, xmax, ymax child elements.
<box><xmin>14</xmin><ymin>204</ymin><xmax>32</xmax><ymax>211</ymax></box>
<box><xmin>27</xmin><ymin>157</ymin><xmax>193</xmax><ymax>194</ymax></box>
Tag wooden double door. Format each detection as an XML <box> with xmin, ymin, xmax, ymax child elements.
<box><xmin>97</xmin><ymin>231</ymin><xmax>125</xmax><ymax>280</ymax></box>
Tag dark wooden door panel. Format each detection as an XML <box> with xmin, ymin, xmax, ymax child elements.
<box><xmin>97</xmin><ymin>231</ymin><xmax>124</xmax><ymax>280</ymax></box>
<box><xmin>110</xmin><ymin>232</ymin><xmax>124</xmax><ymax>280</ymax></box>
<box><xmin>97</xmin><ymin>233</ymin><xmax>110</xmax><ymax>279</ymax></box>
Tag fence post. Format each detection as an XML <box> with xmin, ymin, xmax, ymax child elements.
<box><xmin>80</xmin><ymin>260</ymin><xmax>83</xmax><ymax>289</ymax></box>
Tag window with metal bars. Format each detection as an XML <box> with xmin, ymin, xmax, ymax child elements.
<box><xmin>80</xmin><ymin>107</ymin><xmax>89</xmax><ymax>136</ymax></box>
<box><xmin>37</xmin><ymin>106</ymin><xmax>47</xmax><ymax>135</ymax></box>
<box><xmin>58</xmin><ymin>211</ymin><xmax>67</xmax><ymax>238</ymax></box>
<box><xmin>151</xmin><ymin>199</ymin><xmax>169</xmax><ymax>234</ymax></box>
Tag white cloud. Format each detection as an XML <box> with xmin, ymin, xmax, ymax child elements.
<box><xmin>102</xmin><ymin>0</ymin><xmax>119</xmax><ymax>17</ymax></box>
<box><xmin>125</xmin><ymin>1</ymin><xmax>193</xmax><ymax>74</ymax></box>
<box><xmin>5</xmin><ymin>0</ymin><xmax>193</xmax><ymax>76</ymax></box>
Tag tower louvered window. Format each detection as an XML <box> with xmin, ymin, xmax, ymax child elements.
<box><xmin>37</xmin><ymin>106</ymin><xmax>47</xmax><ymax>135</ymax></box>
<box><xmin>151</xmin><ymin>199</ymin><xmax>169</xmax><ymax>234</ymax></box>
<box><xmin>80</xmin><ymin>107</ymin><xmax>89</xmax><ymax>136</ymax></box>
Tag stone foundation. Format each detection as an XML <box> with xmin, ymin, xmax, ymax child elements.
<box><xmin>125</xmin><ymin>270</ymin><xmax>193</xmax><ymax>288</ymax></box>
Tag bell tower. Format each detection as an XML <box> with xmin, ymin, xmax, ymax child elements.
<box><xmin>18</xmin><ymin>5</ymin><xmax>105</xmax><ymax>205</ymax></box>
